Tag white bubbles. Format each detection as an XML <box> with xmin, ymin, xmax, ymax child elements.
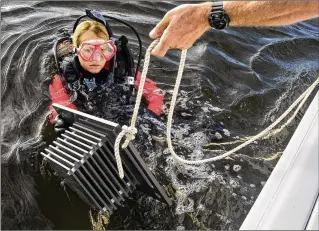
<box><xmin>180</xmin><ymin>132</ymin><xmax>209</xmax><ymax>148</ymax></box>
<box><xmin>190</xmin><ymin>149</ymin><xmax>204</xmax><ymax>161</ymax></box>
<box><xmin>245</xmin><ymin>199</ymin><xmax>254</xmax><ymax>205</ymax></box>
<box><xmin>171</xmin><ymin>124</ymin><xmax>191</xmax><ymax>140</ymax></box>
<box><xmin>202</xmin><ymin>101</ymin><xmax>224</xmax><ymax>112</ymax></box>
<box><xmin>176</xmin><ymin>225</ymin><xmax>185</xmax><ymax>230</ymax></box>
<box><xmin>165</xmin><ymin>156</ymin><xmax>217</xmax><ymax>217</ymax></box>
<box><xmin>223</xmin><ymin>129</ymin><xmax>230</xmax><ymax>137</ymax></box>
<box><xmin>144</xmin><ymin>151</ymin><xmax>158</xmax><ymax>171</ymax></box>
<box><xmin>181</xmin><ymin>112</ymin><xmax>192</xmax><ymax>117</ymax></box>
<box><xmin>215</xmin><ymin>132</ymin><xmax>223</xmax><ymax>140</ymax></box>
<box><xmin>230</xmin><ymin>179</ymin><xmax>240</xmax><ymax>189</ymax></box>
<box><xmin>233</xmin><ymin>165</ymin><xmax>242</xmax><ymax>172</ymax></box>
<box><xmin>216</xmin><ymin>174</ymin><xmax>226</xmax><ymax>185</ymax></box>
<box><xmin>216</xmin><ymin>213</ymin><xmax>232</xmax><ymax>224</ymax></box>
<box><xmin>197</xmin><ymin>203</ymin><xmax>205</xmax><ymax>211</ymax></box>
<box><xmin>140</xmin><ymin>124</ymin><xmax>151</xmax><ymax>133</ymax></box>
<box><xmin>176</xmin><ymin>196</ymin><xmax>194</xmax><ymax>215</ymax></box>
<box><xmin>208</xmin><ymin>172</ymin><xmax>217</xmax><ymax>183</ymax></box>
<box><xmin>240</xmin><ymin>187</ymin><xmax>248</xmax><ymax>194</ymax></box>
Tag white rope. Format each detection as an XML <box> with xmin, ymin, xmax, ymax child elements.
<box><xmin>166</xmin><ymin>50</ymin><xmax>319</xmax><ymax>164</ymax></box>
<box><xmin>114</xmin><ymin>38</ymin><xmax>319</xmax><ymax>177</ymax></box>
<box><xmin>114</xmin><ymin>39</ymin><xmax>160</xmax><ymax>178</ymax></box>
<box><xmin>264</xmin><ymin>80</ymin><xmax>317</xmax><ymax>138</ymax></box>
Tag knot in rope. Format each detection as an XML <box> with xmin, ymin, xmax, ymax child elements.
<box><xmin>113</xmin><ymin>39</ymin><xmax>160</xmax><ymax>178</ymax></box>
<box><xmin>114</xmin><ymin>125</ymin><xmax>137</xmax><ymax>179</ymax></box>
<box><xmin>121</xmin><ymin>125</ymin><xmax>138</xmax><ymax>148</ymax></box>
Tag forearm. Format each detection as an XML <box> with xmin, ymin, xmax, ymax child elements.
<box><xmin>223</xmin><ymin>1</ymin><xmax>319</xmax><ymax>27</ymax></box>
<box><xmin>149</xmin><ymin>0</ymin><xmax>319</xmax><ymax>56</ymax></box>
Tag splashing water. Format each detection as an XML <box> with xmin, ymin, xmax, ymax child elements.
<box><xmin>1</xmin><ymin>1</ymin><xmax>319</xmax><ymax>230</ymax></box>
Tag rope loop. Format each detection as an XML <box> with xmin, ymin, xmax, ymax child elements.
<box><xmin>114</xmin><ymin>36</ymin><xmax>319</xmax><ymax>177</ymax></box>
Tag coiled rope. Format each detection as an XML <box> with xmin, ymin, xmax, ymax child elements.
<box><xmin>114</xmin><ymin>38</ymin><xmax>319</xmax><ymax>177</ymax></box>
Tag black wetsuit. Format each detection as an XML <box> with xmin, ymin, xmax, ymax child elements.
<box><xmin>61</xmin><ymin>55</ymin><xmax>135</xmax><ymax>123</ymax></box>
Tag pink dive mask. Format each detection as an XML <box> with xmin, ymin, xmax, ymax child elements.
<box><xmin>77</xmin><ymin>39</ymin><xmax>116</xmax><ymax>61</ymax></box>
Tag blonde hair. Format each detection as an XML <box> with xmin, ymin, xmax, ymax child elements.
<box><xmin>73</xmin><ymin>21</ymin><xmax>109</xmax><ymax>47</ymax></box>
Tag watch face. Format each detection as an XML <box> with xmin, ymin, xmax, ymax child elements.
<box><xmin>213</xmin><ymin>19</ymin><xmax>227</xmax><ymax>30</ymax></box>
<box><xmin>209</xmin><ymin>13</ymin><xmax>230</xmax><ymax>30</ymax></box>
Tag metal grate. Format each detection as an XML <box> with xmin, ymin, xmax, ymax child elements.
<box><xmin>41</xmin><ymin>103</ymin><xmax>172</xmax><ymax>216</ymax></box>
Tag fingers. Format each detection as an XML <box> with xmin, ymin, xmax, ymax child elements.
<box><xmin>149</xmin><ymin>12</ymin><xmax>171</xmax><ymax>39</ymax></box>
<box><xmin>151</xmin><ymin>32</ymin><xmax>170</xmax><ymax>56</ymax></box>
<box><xmin>54</xmin><ymin>117</ymin><xmax>68</xmax><ymax>135</ymax></box>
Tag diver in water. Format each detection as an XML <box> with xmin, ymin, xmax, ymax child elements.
<box><xmin>44</xmin><ymin>9</ymin><xmax>229</xmax><ymax>141</ymax></box>
<box><xmin>48</xmin><ymin>10</ymin><xmax>166</xmax><ymax>135</ymax></box>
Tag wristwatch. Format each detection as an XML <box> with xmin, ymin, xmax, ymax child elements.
<box><xmin>208</xmin><ymin>1</ymin><xmax>230</xmax><ymax>30</ymax></box>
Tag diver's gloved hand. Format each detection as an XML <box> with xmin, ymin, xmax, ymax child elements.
<box><xmin>135</xmin><ymin>76</ymin><xmax>166</xmax><ymax>116</ymax></box>
<box><xmin>146</xmin><ymin>88</ymin><xmax>166</xmax><ymax>116</ymax></box>
<box><xmin>54</xmin><ymin>115</ymin><xmax>70</xmax><ymax>135</ymax></box>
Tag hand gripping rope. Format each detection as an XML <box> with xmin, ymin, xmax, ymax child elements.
<box><xmin>115</xmin><ymin>38</ymin><xmax>319</xmax><ymax>178</ymax></box>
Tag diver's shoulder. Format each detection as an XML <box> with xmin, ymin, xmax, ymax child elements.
<box><xmin>61</xmin><ymin>56</ymin><xmax>80</xmax><ymax>83</ymax></box>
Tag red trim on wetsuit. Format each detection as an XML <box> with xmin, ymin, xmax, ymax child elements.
<box><xmin>48</xmin><ymin>74</ymin><xmax>77</xmax><ymax>123</ymax></box>
<box><xmin>135</xmin><ymin>71</ymin><xmax>164</xmax><ymax>116</ymax></box>
<box><xmin>48</xmin><ymin>65</ymin><xmax>164</xmax><ymax>123</ymax></box>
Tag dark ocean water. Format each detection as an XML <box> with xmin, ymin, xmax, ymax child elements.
<box><xmin>1</xmin><ymin>1</ymin><xmax>319</xmax><ymax>230</ymax></box>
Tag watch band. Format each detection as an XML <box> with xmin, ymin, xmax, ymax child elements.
<box><xmin>211</xmin><ymin>1</ymin><xmax>223</xmax><ymax>15</ymax></box>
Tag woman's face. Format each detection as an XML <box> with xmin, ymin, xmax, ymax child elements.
<box><xmin>78</xmin><ymin>31</ymin><xmax>108</xmax><ymax>74</ymax></box>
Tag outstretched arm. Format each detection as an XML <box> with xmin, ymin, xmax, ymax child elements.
<box><xmin>149</xmin><ymin>1</ymin><xmax>319</xmax><ymax>56</ymax></box>
<box><xmin>224</xmin><ymin>1</ymin><xmax>319</xmax><ymax>26</ymax></box>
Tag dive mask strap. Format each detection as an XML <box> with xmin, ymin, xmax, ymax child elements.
<box><xmin>85</xmin><ymin>9</ymin><xmax>114</xmax><ymax>38</ymax></box>
<box><xmin>72</xmin><ymin>9</ymin><xmax>114</xmax><ymax>38</ymax></box>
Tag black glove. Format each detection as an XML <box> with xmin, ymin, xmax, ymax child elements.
<box><xmin>54</xmin><ymin>115</ymin><xmax>71</xmax><ymax>135</ymax></box>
